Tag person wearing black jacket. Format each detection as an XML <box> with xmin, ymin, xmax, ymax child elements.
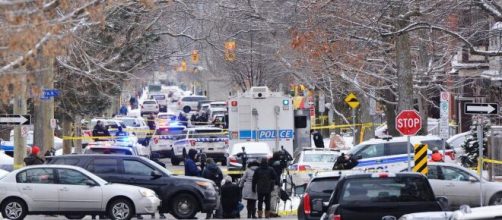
<box><xmin>268</xmin><ymin>149</ymin><xmax>292</xmax><ymax>217</ymax></box>
<box><xmin>252</xmin><ymin>158</ymin><xmax>277</xmax><ymax>218</ymax></box>
<box><xmin>24</xmin><ymin>146</ymin><xmax>44</xmax><ymax>166</ymax></box>
<box><xmin>220</xmin><ymin>176</ymin><xmax>241</xmax><ymax>218</ymax></box>
<box><xmin>202</xmin><ymin>158</ymin><xmax>223</xmax><ymax>188</ymax></box>
<box><xmin>92</xmin><ymin>120</ymin><xmax>110</xmax><ymax>139</ymax></box>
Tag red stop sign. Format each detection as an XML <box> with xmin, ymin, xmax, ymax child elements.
<box><xmin>395</xmin><ymin>110</ymin><xmax>422</xmax><ymax>136</ymax></box>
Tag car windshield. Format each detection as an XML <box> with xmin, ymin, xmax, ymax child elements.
<box><xmin>183</xmin><ymin>96</ymin><xmax>207</xmax><ymax>102</ymax></box>
<box><xmin>339</xmin><ymin>176</ymin><xmax>435</xmax><ymax>204</ymax></box>
<box><xmin>143</xmin><ymin>101</ymin><xmax>156</xmax><ymax>105</ymax></box>
<box><xmin>303</xmin><ymin>153</ymin><xmax>338</xmax><ymax>163</ymax></box>
<box><xmin>309</xmin><ymin>177</ymin><xmax>339</xmax><ymax>194</ymax></box>
<box><xmin>85</xmin><ymin>148</ymin><xmax>133</xmax><ymax>155</ymax></box>
<box><xmin>158</xmin><ymin>114</ymin><xmax>176</xmax><ymax>120</ymax></box>
<box><xmin>189</xmin><ymin>130</ymin><xmax>227</xmax><ymax>139</ymax></box>
<box><xmin>212</xmin><ymin>111</ymin><xmax>226</xmax><ymax>115</ymax></box>
<box><xmin>422</xmin><ymin>140</ymin><xmax>450</xmax><ymax>150</ymax></box>
<box><xmin>119</xmin><ymin>118</ymin><xmax>137</xmax><ymax>127</ymax></box>
<box><xmin>150</xmin><ymin>95</ymin><xmax>165</xmax><ymax>100</ymax></box>
<box><xmin>231</xmin><ymin>144</ymin><xmax>271</xmax><ymax>155</ymax></box>
<box><xmin>211</xmin><ymin>103</ymin><xmax>226</xmax><ymax>108</ymax></box>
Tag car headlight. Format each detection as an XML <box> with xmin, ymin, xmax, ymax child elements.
<box><xmin>139</xmin><ymin>189</ymin><xmax>156</xmax><ymax>197</ymax></box>
<box><xmin>196</xmin><ymin>181</ymin><xmax>213</xmax><ymax>189</ymax></box>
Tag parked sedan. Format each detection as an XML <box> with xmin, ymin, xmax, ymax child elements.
<box><xmin>226</xmin><ymin>142</ymin><xmax>273</xmax><ymax>172</ymax></box>
<box><xmin>0</xmin><ymin>164</ymin><xmax>160</xmax><ymax>220</ymax></box>
<box><xmin>426</xmin><ymin>162</ymin><xmax>502</xmax><ymax>208</ymax></box>
<box><xmin>290</xmin><ymin>148</ymin><xmax>340</xmax><ymax>185</ymax></box>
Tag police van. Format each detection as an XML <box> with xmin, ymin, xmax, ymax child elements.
<box><xmin>228</xmin><ymin>86</ymin><xmax>294</xmax><ymax>154</ymax></box>
<box><xmin>343</xmin><ymin>135</ymin><xmax>455</xmax><ymax>173</ymax></box>
<box><xmin>171</xmin><ymin>127</ymin><xmax>229</xmax><ymax>165</ymax></box>
<box><xmin>149</xmin><ymin>125</ymin><xmax>186</xmax><ymax>158</ymax></box>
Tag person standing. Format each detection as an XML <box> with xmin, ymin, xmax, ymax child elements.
<box><xmin>185</xmin><ymin>149</ymin><xmax>201</xmax><ymax>177</ymax></box>
<box><xmin>24</xmin><ymin>146</ymin><xmax>44</xmax><ymax>166</ymax></box>
<box><xmin>119</xmin><ymin>104</ymin><xmax>128</xmax><ymax>115</ymax></box>
<box><xmin>239</xmin><ymin>160</ymin><xmax>259</xmax><ymax>218</ymax></box>
<box><xmin>202</xmin><ymin>158</ymin><xmax>223</xmax><ymax>219</ymax></box>
<box><xmin>312</xmin><ymin>130</ymin><xmax>325</xmax><ymax>148</ymax></box>
<box><xmin>268</xmin><ymin>150</ymin><xmax>292</xmax><ymax>217</ymax></box>
<box><xmin>92</xmin><ymin>120</ymin><xmax>110</xmax><ymax>141</ymax></box>
<box><xmin>220</xmin><ymin>176</ymin><xmax>242</xmax><ymax>218</ymax></box>
<box><xmin>252</xmin><ymin>158</ymin><xmax>277</xmax><ymax>218</ymax></box>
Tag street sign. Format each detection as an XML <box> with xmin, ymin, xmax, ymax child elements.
<box><xmin>439</xmin><ymin>92</ymin><xmax>450</xmax><ymax>139</ymax></box>
<box><xmin>464</xmin><ymin>103</ymin><xmax>498</xmax><ymax>115</ymax></box>
<box><xmin>395</xmin><ymin>110</ymin><xmax>422</xmax><ymax>136</ymax></box>
<box><xmin>42</xmin><ymin>89</ymin><xmax>60</xmax><ymax>98</ymax></box>
<box><xmin>0</xmin><ymin>115</ymin><xmax>31</xmax><ymax>125</ymax></box>
<box><xmin>50</xmin><ymin>118</ymin><xmax>57</xmax><ymax>129</ymax></box>
<box><xmin>344</xmin><ymin>92</ymin><xmax>360</xmax><ymax>109</ymax></box>
<box><xmin>413</xmin><ymin>144</ymin><xmax>428</xmax><ymax>175</ymax></box>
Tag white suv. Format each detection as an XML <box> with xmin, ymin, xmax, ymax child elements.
<box><xmin>171</xmin><ymin>127</ymin><xmax>228</xmax><ymax>165</ymax></box>
<box><xmin>178</xmin><ymin>96</ymin><xmax>208</xmax><ymax>112</ymax></box>
<box><xmin>141</xmin><ymin>99</ymin><xmax>159</xmax><ymax>116</ymax></box>
<box><xmin>149</xmin><ymin>125</ymin><xmax>186</xmax><ymax>158</ymax></box>
<box><xmin>342</xmin><ymin>135</ymin><xmax>456</xmax><ymax>173</ymax></box>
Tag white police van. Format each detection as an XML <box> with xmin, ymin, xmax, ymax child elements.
<box><xmin>171</xmin><ymin>127</ymin><xmax>229</xmax><ymax>166</ymax></box>
<box><xmin>345</xmin><ymin>136</ymin><xmax>455</xmax><ymax>173</ymax></box>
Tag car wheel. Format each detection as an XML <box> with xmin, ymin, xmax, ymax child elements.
<box><xmin>171</xmin><ymin>193</ymin><xmax>199</xmax><ymax>219</ymax></box>
<box><xmin>1</xmin><ymin>198</ymin><xmax>28</xmax><ymax>220</ymax></box>
<box><xmin>490</xmin><ymin>192</ymin><xmax>502</xmax><ymax>205</ymax></box>
<box><xmin>107</xmin><ymin>198</ymin><xmax>134</xmax><ymax>220</ymax></box>
<box><xmin>64</xmin><ymin>214</ymin><xmax>86</xmax><ymax>219</ymax></box>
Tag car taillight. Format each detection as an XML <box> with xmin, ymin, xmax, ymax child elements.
<box><xmin>446</xmin><ymin>151</ymin><xmax>455</xmax><ymax>160</ymax></box>
<box><xmin>153</xmin><ymin>138</ymin><xmax>159</xmax><ymax>144</ymax></box>
<box><xmin>229</xmin><ymin>156</ymin><xmax>237</xmax><ymax>163</ymax></box>
<box><xmin>333</xmin><ymin>214</ymin><xmax>342</xmax><ymax>220</ymax></box>
<box><xmin>298</xmin><ymin>165</ymin><xmax>312</xmax><ymax>171</ymax></box>
<box><xmin>303</xmin><ymin>193</ymin><xmax>311</xmax><ymax>215</ymax></box>
<box><xmin>190</xmin><ymin>140</ymin><xmax>196</xmax><ymax>146</ymax></box>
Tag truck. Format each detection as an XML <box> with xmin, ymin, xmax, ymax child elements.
<box><xmin>227</xmin><ymin>86</ymin><xmax>294</xmax><ymax>154</ymax></box>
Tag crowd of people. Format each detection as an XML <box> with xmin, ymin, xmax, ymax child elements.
<box><xmin>184</xmin><ymin>148</ymin><xmax>292</xmax><ymax>219</ymax></box>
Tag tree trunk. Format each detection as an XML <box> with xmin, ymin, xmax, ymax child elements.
<box><xmin>74</xmin><ymin>115</ymin><xmax>83</xmax><ymax>154</ymax></box>
<box><xmin>33</xmin><ymin>57</ymin><xmax>55</xmax><ymax>159</ymax></box>
<box><xmin>356</xmin><ymin>94</ymin><xmax>374</xmax><ymax>143</ymax></box>
<box><xmin>13</xmin><ymin>74</ymin><xmax>27</xmax><ymax>170</ymax></box>
<box><xmin>417</xmin><ymin>29</ymin><xmax>429</xmax><ymax>135</ymax></box>
<box><xmin>395</xmin><ymin>25</ymin><xmax>414</xmax><ymax>112</ymax></box>
<box><xmin>62</xmin><ymin>117</ymin><xmax>72</xmax><ymax>155</ymax></box>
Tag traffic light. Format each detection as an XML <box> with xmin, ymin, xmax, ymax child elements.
<box><xmin>224</xmin><ymin>40</ymin><xmax>236</xmax><ymax>61</ymax></box>
<box><xmin>191</xmin><ymin>50</ymin><xmax>199</xmax><ymax>63</ymax></box>
<box><xmin>178</xmin><ymin>59</ymin><xmax>187</xmax><ymax>72</ymax></box>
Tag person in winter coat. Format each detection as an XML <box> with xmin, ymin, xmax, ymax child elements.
<box><xmin>119</xmin><ymin>104</ymin><xmax>128</xmax><ymax>115</ymax></box>
<box><xmin>239</xmin><ymin>160</ymin><xmax>259</xmax><ymax>218</ymax></box>
<box><xmin>221</xmin><ymin>176</ymin><xmax>242</xmax><ymax>218</ymax></box>
<box><xmin>312</xmin><ymin>130</ymin><xmax>325</xmax><ymax>148</ymax></box>
<box><xmin>92</xmin><ymin>120</ymin><xmax>110</xmax><ymax>139</ymax></box>
<box><xmin>252</xmin><ymin>158</ymin><xmax>277</xmax><ymax>218</ymax></box>
<box><xmin>202</xmin><ymin>158</ymin><xmax>223</xmax><ymax>188</ymax></box>
<box><xmin>24</xmin><ymin>145</ymin><xmax>44</xmax><ymax>166</ymax></box>
<box><xmin>430</xmin><ymin>148</ymin><xmax>444</xmax><ymax>162</ymax></box>
<box><xmin>268</xmin><ymin>150</ymin><xmax>292</xmax><ymax>217</ymax></box>
<box><xmin>185</xmin><ymin>149</ymin><xmax>201</xmax><ymax>176</ymax></box>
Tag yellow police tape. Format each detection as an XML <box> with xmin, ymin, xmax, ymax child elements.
<box><xmin>311</xmin><ymin>122</ymin><xmax>381</xmax><ymax>130</ymax></box>
<box><xmin>278</xmin><ymin>209</ymin><xmax>297</xmax><ymax>216</ymax></box>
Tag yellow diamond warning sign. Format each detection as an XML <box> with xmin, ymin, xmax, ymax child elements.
<box><xmin>344</xmin><ymin>92</ymin><xmax>360</xmax><ymax>109</ymax></box>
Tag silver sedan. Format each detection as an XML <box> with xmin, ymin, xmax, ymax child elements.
<box><xmin>0</xmin><ymin>164</ymin><xmax>160</xmax><ymax>220</ymax></box>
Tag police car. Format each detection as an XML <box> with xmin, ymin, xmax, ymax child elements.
<box><xmin>171</xmin><ymin>127</ymin><xmax>229</xmax><ymax>166</ymax></box>
<box><xmin>149</xmin><ymin>125</ymin><xmax>186</xmax><ymax>158</ymax></box>
<box><xmin>342</xmin><ymin>136</ymin><xmax>455</xmax><ymax>173</ymax></box>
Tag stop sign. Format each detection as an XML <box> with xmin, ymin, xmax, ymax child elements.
<box><xmin>395</xmin><ymin>110</ymin><xmax>422</xmax><ymax>136</ymax></box>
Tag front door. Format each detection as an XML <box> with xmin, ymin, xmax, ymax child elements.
<box><xmin>16</xmin><ymin>168</ymin><xmax>59</xmax><ymax>211</ymax></box>
<box><xmin>439</xmin><ymin>166</ymin><xmax>480</xmax><ymax>207</ymax></box>
<box><xmin>57</xmin><ymin>168</ymin><xmax>103</xmax><ymax>211</ymax></box>
<box><xmin>120</xmin><ymin>159</ymin><xmax>163</xmax><ymax>193</ymax></box>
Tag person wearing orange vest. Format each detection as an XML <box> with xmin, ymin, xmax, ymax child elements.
<box><xmin>430</xmin><ymin>148</ymin><xmax>444</xmax><ymax>162</ymax></box>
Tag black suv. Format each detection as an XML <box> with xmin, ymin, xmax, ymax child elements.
<box><xmin>322</xmin><ymin>172</ymin><xmax>447</xmax><ymax>220</ymax></box>
<box><xmin>47</xmin><ymin>155</ymin><xmax>218</xmax><ymax>219</ymax></box>
<box><xmin>298</xmin><ymin>171</ymin><xmax>348</xmax><ymax>220</ymax></box>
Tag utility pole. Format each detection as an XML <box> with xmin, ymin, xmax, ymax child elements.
<box><xmin>13</xmin><ymin>74</ymin><xmax>27</xmax><ymax>170</ymax></box>
<box><xmin>33</xmin><ymin>57</ymin><xmax>55</xmax><ymax>158</ymax></box>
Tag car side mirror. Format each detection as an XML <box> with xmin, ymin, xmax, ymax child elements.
<box><xmin>469</xmin><ymin>176</ymin><xmax>478</xmax><ymax>183</ymax></box>
<box><xmin>436</xmin><ymin>196</ymin><xmax>449</xmax><ymax>211</ymax></box>
<box><xmin>85</xmin><ymin>180</ymin><xmax>97</xmax><ymax>187</ymax></box>
<box><xmin>294</xmin><ymin>184</ymin><xmax>307</xmax><ymax>196</ymax></box>
<box><xmin>151</xmin><ymin>170</ymin><xmax>162</xmax><ymax>179</ymax></box>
